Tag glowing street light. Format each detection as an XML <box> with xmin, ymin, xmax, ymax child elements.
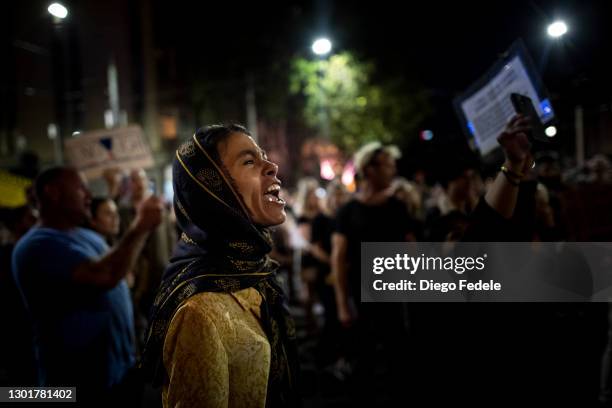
<box><xmin>47</xmin><ymin>3</ymin><xmax>68</xmax><ymax>19</ymax></box>
<box><xmin>312</xmin><ymin>38</ymin><xmax>332</xmax><ymax>56</ymax></box>
<box><xmin>547</xmin><ymin>21</ymin><xmax>568</xmax><ymax>38</ymax></box>
<box><xmin>545</xmin><ymin>126</ymin><xmax>557</xmax><ymax>137</ymax></box>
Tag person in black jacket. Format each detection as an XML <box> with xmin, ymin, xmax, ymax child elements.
<box><xmin>331</xmin><ymin>114</ymin><xmax>534</xmax><ymax>405</ymax></box>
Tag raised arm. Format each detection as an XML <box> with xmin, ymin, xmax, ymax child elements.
<box><xmin>73</xmin><ymin>195</ymin><xmax>163</xmax><ymax>289</ymax></box>
<box><xmin>485</xmin><ymin>114</ymin><xmax>534</xmax><ymax>219</ymax></box>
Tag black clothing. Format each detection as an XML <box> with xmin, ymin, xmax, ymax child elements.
<box><xmin>335</xmin><ymin>196</ymin><xmax>415</xmax><ymax>300</ymax></box>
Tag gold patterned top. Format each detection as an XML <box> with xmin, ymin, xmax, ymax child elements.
<box><xmin>162</xmin><ymin>288</ymin><xmax>271</xmax><ymax>408</ymax></box>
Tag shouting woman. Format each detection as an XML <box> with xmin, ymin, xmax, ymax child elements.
<box><xmin>142</xmin><ymin>124</ymin><xmax>300</xmax><ymax>407</ymax></box>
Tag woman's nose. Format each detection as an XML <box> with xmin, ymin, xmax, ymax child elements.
<box><xmin>264</xmin><ymin>160</ymin><xmax>279</xmax><ymax>177</ymax></box>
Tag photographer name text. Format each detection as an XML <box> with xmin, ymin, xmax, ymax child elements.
<box><xmin>371</xmin><ymin>254</ymin><xmax>501</xmax><ymax>292</ymax></box>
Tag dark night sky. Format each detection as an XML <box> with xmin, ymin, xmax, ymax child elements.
<box><xmin>149</xmin><ymin>0</ymin><xmax>611</xmax><ymax>173</ymax></box>
<box><xmin>9</xmin><ymin>0</ymin><xmax>611</xmax><ymax>107</ymax></box>
<box><xmin>6</xmin><ymin>0</ymin><xmax>610</xmax><ymax>167</ymax></box>
<box><xmin>153</xmin><ymin>0</ymin><xmax>612</xmax><ymax>93</ymax></box>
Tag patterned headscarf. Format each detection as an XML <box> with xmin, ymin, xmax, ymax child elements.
<box><xmin>141</xmin><ymin>125</ymin><xmax>300</xmax><ymax>407</ymax></box>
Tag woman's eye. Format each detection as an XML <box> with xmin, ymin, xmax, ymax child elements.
<box><xmin>243</xmin><ymin>160</ymin><xmax>255</xmax><ymax>165</ymax></box>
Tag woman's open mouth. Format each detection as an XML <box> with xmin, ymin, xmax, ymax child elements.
<box><xmin>263</xmin><ymin>183</ymin><xmax>285</xmax><ymax>205</ymax></box>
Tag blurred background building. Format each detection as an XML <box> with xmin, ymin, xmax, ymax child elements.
<box><xmin>1</xmin><ymin>0</ymin><xmax>611</xmax><ymax>189</ymax></box>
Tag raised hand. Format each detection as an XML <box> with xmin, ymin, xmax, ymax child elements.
<box><xmin>497</xmin><ymin>114</ymin><xmax>534</xmax><ymax>175</ymax></box>
<box><xmin>133</xmin><ymin>195</ymin><xmax>164</xmax><ymax>233</ymax></box>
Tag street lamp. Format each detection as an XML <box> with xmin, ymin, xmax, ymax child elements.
<box><xmin>47</xmin><ymin>2</ymin><xmax>71</xmax><ymax>163</ymax></box>
<box><xmin>547</xmin><ymin>21</ymin><xmax>568</xmax><ymax>38</ymax></box>
<box><xmin>48</xmin><ymin>3</ymin><xmax>68</xmax><ymax>20</ymax></box>
<box><xmin>310</xmin><ymin>37</ymin><xmax>332</xmax><ymax>139</ymax></box>
<box><xmin>312</xmin><ymin>38</ymin><xmax>332</xmax><ymax>56</ymax></box>
<box><xmin>545</xmin><ymin>125</ymin><xmax>557</xmax><ymax>137</ymax></box>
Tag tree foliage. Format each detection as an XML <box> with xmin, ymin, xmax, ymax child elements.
<box><xmin>289</xmin><ymin>52</ymin><xmax>430</xmax><ymax>152</ymax></box>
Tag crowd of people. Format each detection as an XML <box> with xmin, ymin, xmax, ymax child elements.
<box><xmin>0</xmin><ymin>115</ymin><xmax>611</xmax><ymax>407</ymax></box>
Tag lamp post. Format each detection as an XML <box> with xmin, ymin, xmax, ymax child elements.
<box><xmin>48</xmin><ymin>2</ymin><xmax>69</xmax><ymax>164</ymax></box>
<box><xmin>545</xmin><ymin>20</ymin><xmax>582</xmax><ymax>165</ymax></box>
<box><xmin>311</xmin><ymin>38</ymin><xmax>332</xmax><ymax>139</ymax></box>
<box><xmin>545</xmin><ymin>19</ymin><xmax>584</xmax><ymax>165</ymax></box>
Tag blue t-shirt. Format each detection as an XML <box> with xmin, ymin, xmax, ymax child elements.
<box><xmin>12</xmin><ymin>226</ymin><xmax>135</xmax><ymax>390</ymax></box>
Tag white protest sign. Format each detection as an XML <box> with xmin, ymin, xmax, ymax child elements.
<box><xmin>460</xmin><ymin>56</ymin><xmax>543</xmax><ymax>155</ymax></box>
<box><xmin>64</xmin><ymin>126</ymin><xmax>154</xmax><ymax>179</ymax></box>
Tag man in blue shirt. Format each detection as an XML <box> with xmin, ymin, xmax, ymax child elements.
<box><xmin>12</xmin><ymin>166</ymin><xmax>163</xmax><ymax>404</ymax></box>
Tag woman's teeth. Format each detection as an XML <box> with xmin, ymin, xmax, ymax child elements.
<box><xmin>263</xmin><ymin>183</ymin><xmax>283</xmax><ymax>204</ymax></box>
<box><xmin>264</xmin><ymin>194</ymin><xmax>284</xmax><ymax>203</ymax></box>
<box><xmin>265</xmin><ymin>184</ymin><xmax>281</xmax><ymax>195</ymax></box>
